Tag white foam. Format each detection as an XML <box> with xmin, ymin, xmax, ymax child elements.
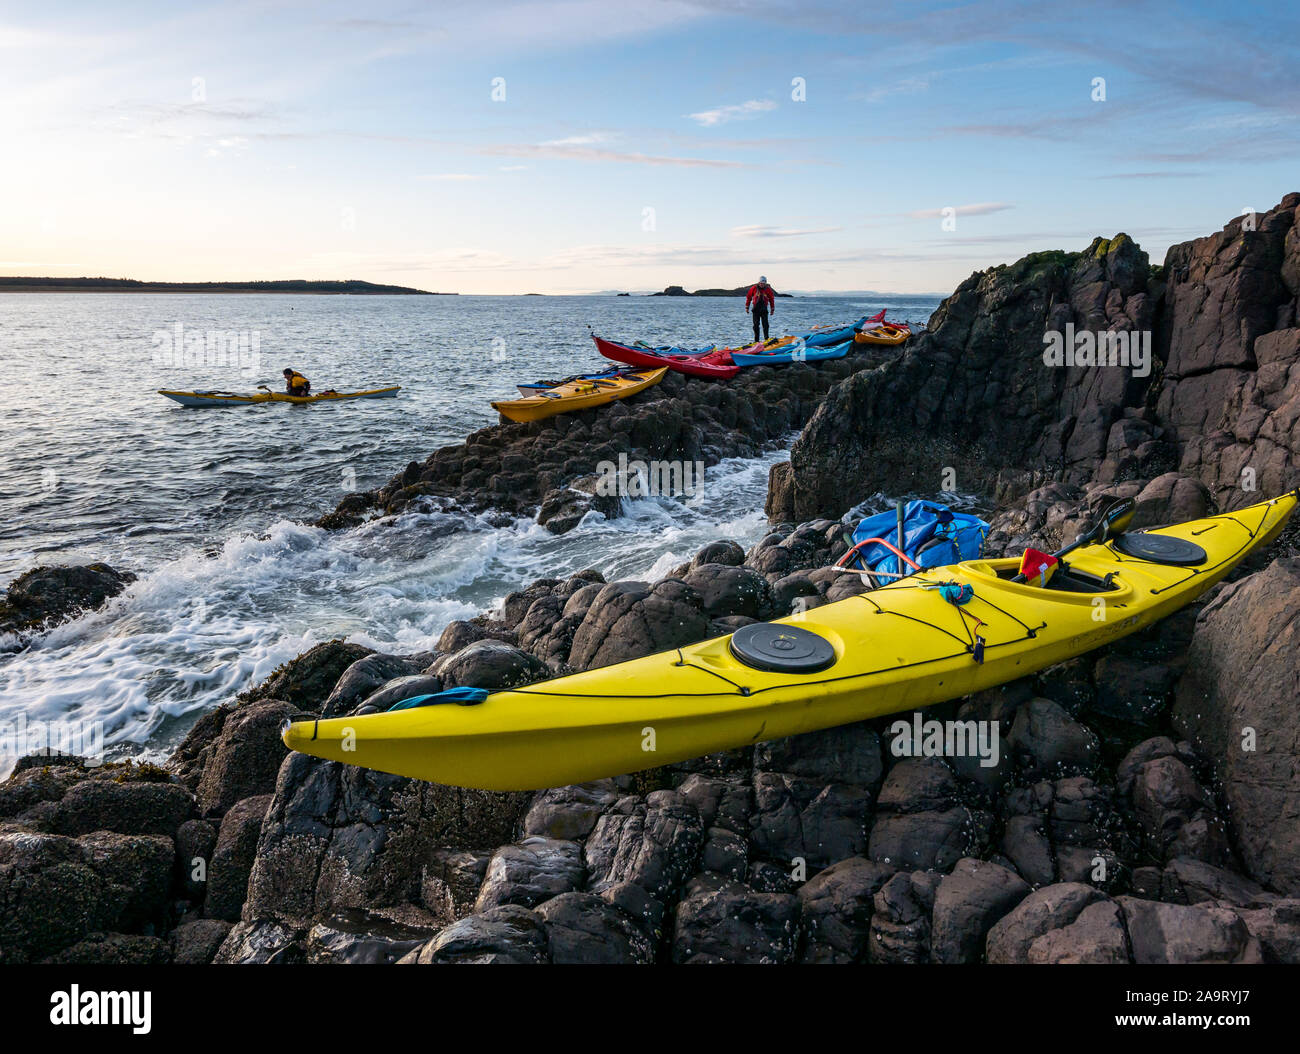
<box><xmin>0</xmin><ymin>444</ymin><xmax>792</xmax><ymax>772</ymax></box>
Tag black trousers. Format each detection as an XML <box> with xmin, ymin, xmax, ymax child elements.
<box><xmin>751</xmin><ymin>307</ymin><xmax>769</xmax><ymax>343</ymax></box>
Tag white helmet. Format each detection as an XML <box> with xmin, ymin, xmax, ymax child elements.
<box><xmin>758</xmin><ymin>275</ymin><xmax>768</xmax><ymax>283</ymax></box>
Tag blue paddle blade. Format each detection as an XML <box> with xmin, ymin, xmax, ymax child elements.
<box><xmin>387</xmin><ymin>687</ymin><xmax>490</xmax><ymax>711</ymax></box>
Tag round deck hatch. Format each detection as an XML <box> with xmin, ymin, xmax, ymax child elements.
<box><xmin>1113</xmin><ymin>533</ymin><xmax>1208</xmax><ymax>566</ymax></box>
<box><xmin>729</xmin><ymin>623</ymin><xmax>836</xmax><ymax>674</ymax></box>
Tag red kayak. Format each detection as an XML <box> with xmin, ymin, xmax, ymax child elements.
<box><xmin>592</xmin><ymin>336</ymin><xmax>740</xmax><ymax>379</ymax></box>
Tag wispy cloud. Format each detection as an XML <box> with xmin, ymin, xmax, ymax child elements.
<box><xmin>539</xmin><ymin>132</ymin><xmax>617</xmax><ymax>147</ymax></box>
<box><xmin>859</xmin><ymin>76</ymin><xmax>931</xmax><ymax>103</ymax></box>
<box><xmin>540</xmin><ymin>242</ymin><xmax>988</xmax><ymax>270</ymax></box>
<box><xmin>909</xmin><ymin>202</ymin><xmax>1013</xmax><ymax>219</ymax></box>
<box><xmin>480</xmin><ymin>142</ymin><xmax>747</xmax><ymax>167</ymax></box>
<box><xmin>419</xmin><ymin>173</ymin><xmax>479</xmax><ymax>181</ymax></box>
<box><xmin>687</xmin><ymin>99</ymin><xmax>777</xmax><ymax>126</ymax></box>
<box><xmin>732</xmin><ymin>224</ymin><xmax>842</xmax><ymax>238</ymax></box>
<box><xmin>1094</xmin><ymin>171</ymin><xmax>1203</xmax><ymax>180</ymax></box>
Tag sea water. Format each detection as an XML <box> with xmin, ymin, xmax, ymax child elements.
<box><xmin>0</xmin><ymin>292</ymin><xmax>940</xmax><ymax>770</ymax></box>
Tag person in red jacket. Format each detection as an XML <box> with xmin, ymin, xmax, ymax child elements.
<box><xmin>745</xmin><ymin>276</ymin><xmax>776</xmax><ymax>343</ymax></box>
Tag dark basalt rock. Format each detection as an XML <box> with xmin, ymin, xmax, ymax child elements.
<box><xmin>536</xmin><ymin>475</ymin><xmax>621</xmax><ymax>535</ymax></box>
<box><xmin>305</xmin><ymin>913</ymin><xmax>434</xmax><ymax>965</ymax></box>
<box><xmin>567</xmin><ymin>579</ymin><xmax>710</xmax><ymax>671</ymax></box>
<box><xmin>205</xmin><ymin>794</ymin><xmax>272</xmax><ymax>922</ymax></box>
<box><xmin>401</xmin><ymin>904</ymin><xmax>550</xmax><ymax>964</ymax></box>
<box><xmin>174</xmin><ymin>818</ymin><xmax>216</xmax><ymax>899</ymax></box>
<box><xmin>797</xmin><ymin>856</ymin><xmax>895</xmax><ymax>963</ymax></box>
<box><xmin>671</xmin><ymin>883</ymin><xmax>800</xmax><ymax>964</ymax></box>
<box><xmin>523</xmin><ymin>781</ymin><xmax>620</xmax><ymax>841</ymax></box>
<box><xmin>1119</xmin><ymin>897</ymin><xmax>1264</xmax><ymax>964</ymax></box>
<box><xmin>770</xmin><ymin>196</ymin><xmax>1300</xmax><ymax>522</ymax></box>
<box><xmin>1173</xmin><ymin>558</ymin><xmax>1300</xmax><ymax>895</ymax></box>
<box><xmin>929</xmin><ymin>857</ymin><xmax>1030</xmax><ymax>964</ymax></box>
<box><xmin>680</xmin><ymin>562</ymin><xmax>773</xmax><ymax>619</ymax></box>
<box><xmin>691</xmin><ymin>540</ymin><xmax>746</xmax><ymax>568</ymax></box>
<box><xmin>0</xmin><ymin>562</ymin><xmax>136</xmax><ymax>643</ymax></box>
<box><xmin>214</xmin><ymin>921</ymin><xmax>306</xmax><ymax>964</ymax></box>
<box><xmin>42</xmin><ymin>932</ymin><xmax>171</xmax><ymax>965</ymax></box>
<box><xmin>986</xmin><ymin>882</ymin><xmax>1107</xmax><ymax>963</ymax></box>
<box><xmin>535</xmin><ymin>892</ymin><xmax>656</xmax><ymax>964</ymax></box>
<box><xmin>51</xmin><ymin>776</ymin><xmax>195</xmax><ymax>838</ymax></box>
<box><xmin>584</xmin><ymin>790</ymin><xmax>704</xmax><ymax>902</ymax></box>
<box><xmin>355</xmin><ymin>673</ymin><xmax>444</xmax><ymax>713</ymax></box>
<box><xmin>236</xmin><ymin>639</ymin><xmax>373</xmax><ymax>711</ymax></box>
<box><xmin>869</xmin><ymin>870</ymin><xmax>942</xmax><ymax>964</ymax></box>
<box><xmin>169</xmin><ymin>917</ymin><xmax>233</xmax><ymax>965</ymax></box>
<box><xmin>1026</xmin><ymin>899</ymin><xmax>1130</xmax><ymax>963</ymax></box>
<box><xmin>474</xmin><ymin>837</ymin><xmax>585</xmax><ymax>911</ymax></box>
<box><xmin>432</xmin><ymin>638</ymin><xmax>548</xmax><ymax>690</ymax></box>
<box><xmin>192</xmin><ymin>699</ymin><xmax>307</xmax><ymax>817</ymax></box>
<box><xmin>243</xmin><ymin>752</ymin><xmax>530</xmax><ymax>929</ymax></box>
<box><xmin>1005</xmin><ymin>698</ymin><xmax>1100</xmax><ymax>776</ymax></box>
<box><xmin>322</xmin><ymin>653</ymin><xmax>427</xmax><ymax>718</ymax></box>
<box><xmin>0</xmin><ymin>829</ymin><xmax>173</xmax><ymax>964</ymax></box>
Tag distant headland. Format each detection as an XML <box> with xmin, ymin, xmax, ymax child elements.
<box><xmin>0</xmin><ymin>277</ymin><xmax>448</xmax><ymax>294</ymax></box>
<box><xmin>650</xmin><ymin>285</ymin><xmax>794</xmax><ymax>297</ymax></box>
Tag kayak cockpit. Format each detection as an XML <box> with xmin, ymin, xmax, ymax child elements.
<box><xmin>957</xmin><ymin>558</ymin><xmax>1129</xmax><ymax>598</ymax></box>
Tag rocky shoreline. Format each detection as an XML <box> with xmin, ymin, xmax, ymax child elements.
<box><xmin>315</xmin><ymin>344</ymin><xmax>902</xmax><ymax>533</ymax></box>
<box><xmin>3</xmin><ymin>196</ymin><xmax>1299</xmax><ymax>964</ymax></box>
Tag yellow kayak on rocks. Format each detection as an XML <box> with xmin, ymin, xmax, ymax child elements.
<box><xmin>159</xmin><ymin>386</ymin><xmax>400</xmax><ymax>407</ymax></box>
<box><xmin>491</xmin><ymin>367</ymin><xmax>666</xmax><ymax>423</ymax></box>
<box><xmin>854</xmin><ymin>323</ymin><xmax>911</xmax><ymax>346</ymax></box>
<box><xmin>283</xmin><ymin>492</ymin><xmax>1296</xmax><ymax>791</ymax></box>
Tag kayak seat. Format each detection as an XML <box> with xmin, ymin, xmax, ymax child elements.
<box><xmin>993</xmin><ymin>565</ymin><xmax>1118</xmax><ymax>593</ymax></box>
<box><xmin>1042</xmin><ymin>566</ymin><xmax>1119</xmax><ymax>593</ymax></box>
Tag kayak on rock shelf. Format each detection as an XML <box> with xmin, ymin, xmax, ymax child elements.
<box><xmin>592</xmin><ymin>336</ymin><xmax>740</xmax><ymax>379</ymax></box>
<box><xmin>284</xmin><ymin>489</ymin><xmax>1299</xmax><ymax>791</ymax></box>
<box><xmin>730</xmin><ymin>337</ymin><xmax>853</xmax><ymax>366</ymax></box>
<box><xmin>854</xmin><ymin>323</ymin><xmax>912</xmax><ymax>346</ymax></box>
<box><xmin>491</xmin><ymin>366</ymin><xmax>667</xmax><ymax>422</ymax></box>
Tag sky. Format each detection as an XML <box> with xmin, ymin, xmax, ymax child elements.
<box><xmin>1</xmin><ymin>0</ymin><xmax>1298</xmax><ymax>294</ymax></box>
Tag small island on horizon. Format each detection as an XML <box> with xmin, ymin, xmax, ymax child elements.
<box><xmin>651</xmin><ymin>284</ymin><xmax>794</xmax><ymax>297</ymax></box>
<box><xmin>0</xmin><ymin>277</ymin><xmax>448</xmax><ymax>295</ymax></box>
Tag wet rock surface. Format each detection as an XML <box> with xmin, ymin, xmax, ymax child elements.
<box><xmin>0</xmin><ymin>562</ymin><xmax>135</xmax><ymax>645</ymax></box>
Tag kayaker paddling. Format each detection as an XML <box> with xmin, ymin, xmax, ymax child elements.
<box><xmin>283</xmin><ymin>368</ymin><xmax>311</xmax><ymax>396</ymax></box>
<box><xmin>745</xmin><ymin>276</ymin><xmax>776</xmax><ymax>343</ymax></box>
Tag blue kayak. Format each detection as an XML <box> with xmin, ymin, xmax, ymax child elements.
<box><xmin>790</xmin><ymin>316</ymin><xmax>869</xmax><ymax>348</ymax></box>
<box><xmin>731</xmin><ymin>337</ymin><xmax>852</xmax><ymax>367</ymax></box>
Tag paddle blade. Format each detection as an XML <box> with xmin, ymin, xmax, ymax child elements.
<box><xmin>1097</xmin><ymin>497</ymin><xmax>1137</xmax><ymax>541</ymax></box>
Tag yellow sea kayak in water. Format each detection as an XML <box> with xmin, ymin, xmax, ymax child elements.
<box><xmin>491</xmin><ymin>367</ymin><xmax>666</xmax><ymax>423</ymax></box>
<box><xmin>158</xmin><ymin>387</ymin><xmax>400</xmax><ymax>407</ymax></box>
<box><xmin>283</xmin><ymin>492</ymin><xmax>1296</xmax><ymax>790</ymax></box>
